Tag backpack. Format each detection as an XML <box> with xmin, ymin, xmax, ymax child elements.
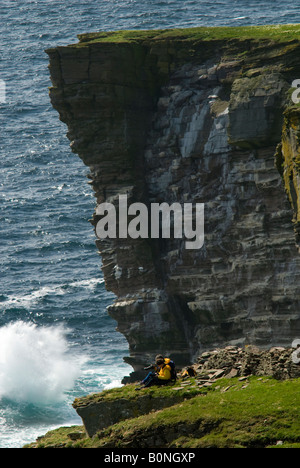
<box><xmin>167</xmin><ymin>359</ymin><xmax>177</xmax><ymax>381</ymax></box>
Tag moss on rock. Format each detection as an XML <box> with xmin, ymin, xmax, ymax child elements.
<box><xmin>279</xmin><ymin>106</ymin><xmax>300</xmax><ymax>244</ymax></box>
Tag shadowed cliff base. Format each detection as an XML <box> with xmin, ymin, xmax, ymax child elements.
<box><xmin>46</xmin><ymin>25</ymin><xmax>300</xmax><ymax>379</ymax></box>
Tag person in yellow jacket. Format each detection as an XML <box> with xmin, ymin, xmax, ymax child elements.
<box><xmin>156</xmin><ymin>356</ymin><xmax>172</xmax><ymax>381</ymax></box>
<box><xmin>137</xmin><ymin>355</ymin><xmax>173</xmax><ymax>389</ymax></box>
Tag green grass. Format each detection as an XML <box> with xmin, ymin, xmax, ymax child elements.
<box><xmin>76</xmin><ymin>24</ymin><xmax>300</xmax><ymax>45</ymax></box>
<box><xmin>25</xmin><ymin>376</ymin><xmax>300</xmax><ymax>449</ymax></box>
<box><xmin>73</xmin><ymin>378</ymin><xmax>200</xmax><ymax>408</ymax></box>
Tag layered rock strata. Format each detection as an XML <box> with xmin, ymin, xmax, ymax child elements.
<box><xmin>46</xmin><ymin>29</ymin><xmax>300</xmax><ymax>377</ymax></box>
<box><xmin>278</xmin><ymin>106</ymin><xmax>300</xmax><ymax>246</ymax></box>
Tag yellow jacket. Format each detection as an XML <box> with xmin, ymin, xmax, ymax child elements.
<box><xmin>157</xmin><ymin>358</ymin><xmax>172</xmax><ymax>380</ymax></box>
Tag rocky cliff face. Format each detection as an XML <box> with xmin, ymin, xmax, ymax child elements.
<box><xmin>46</xmin><ymin>28</ymin><xmax>300</xmax><ymax>378</ymax></box>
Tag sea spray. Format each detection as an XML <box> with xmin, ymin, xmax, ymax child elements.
<box><xmin>1</xmin><ymin>277</ymin><xmax>105</xmax><ymax>310</ymax></box>
<box><xmin>0</xmin><ymin>321</ymin><xmax>83</xmax><ymax>404</ymax></box>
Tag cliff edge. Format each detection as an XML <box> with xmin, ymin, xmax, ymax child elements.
<box><xmin>25</xmin><ymin>346</ymin><xmax>300</xmax><ymax>448</ymax></box>
<box><xmin>46</xmin><ymin>25</ymin><xmax>300</xmax><ymax>379</ymax></box>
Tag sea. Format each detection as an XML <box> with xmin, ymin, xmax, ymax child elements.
<box><xmin>1</xmin><ymin>0</ymin><xmax>300</xmax><ymax>449</ymax></box>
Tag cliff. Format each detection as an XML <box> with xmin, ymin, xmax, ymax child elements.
<box><xmin>26</xmin><ymin>378</ymin><xmax>300</xmax><ymax>449</ymax></box>
<box><xmin>46</xmin><ymin>25</ymin><xmax>300</xmax><ymax>379</ymax></box>
<box><xmin>25</xmin><ymin>346</ymin><xmax>300</xmax><ymax>448</ymax></box>
<box><xmin>72</xmin><ymin>345</ymin><xmax>300</xmax><ymax>439</ymax></box>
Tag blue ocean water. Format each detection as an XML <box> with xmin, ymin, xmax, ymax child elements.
<box><xmin>1</xmin><ymin>0</ymin><xmax>300</xmax><ymax>449</ymax></box>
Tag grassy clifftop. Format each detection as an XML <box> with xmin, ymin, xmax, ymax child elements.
<box><xmin>25</xmin><ymin>376</ymin><xmax>300</xmax><ymax>449</ymax></box>
<box><xmin>76</xmin><ymin>24</ymin><xmax>300</xmax><ymax>44</ymax></box>
<box><xmin>50</xmin><ymin>23</ymin><xmax>300</xmax><ymax>89</ymax></box>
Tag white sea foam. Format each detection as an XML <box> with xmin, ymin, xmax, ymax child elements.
<box><xmin>3</xmin><ymin>286</ymin><xmax>65</xmax><ymax>308</ymax></box>
<box><xmin>0</xmin><ymin>321</ymin><xmax>83</xmax><ymax>404</ymax></box>
<box><xmin>2</xmin><ymin>277</ymin><xmax>105</xmax><ymax>309</ymax></box>
<box><xmin>103</xmin><ymin>379</ymin><xmax>123</xmax><ymax>390</ymax></box>
<box><xmin>68</xmin><ymin>278</ymin><xmax>104</xmax><ymax>289</ymax></box>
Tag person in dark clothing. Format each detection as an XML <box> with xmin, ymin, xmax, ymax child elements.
<box><xmin>136</xmin><ymin>354</ymin><xmax>173</xmax><ymax>389</ymax></box>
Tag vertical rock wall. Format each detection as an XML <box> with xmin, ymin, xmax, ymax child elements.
<box><xmin>279</xmin><ymin>107</ymin><xmax>300</xmax><ymax>246</ymax></box>
<box><xmin>47</xmin><ymin>32</ymin><xmax>300</xmax><ymax>378</ymax></box>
